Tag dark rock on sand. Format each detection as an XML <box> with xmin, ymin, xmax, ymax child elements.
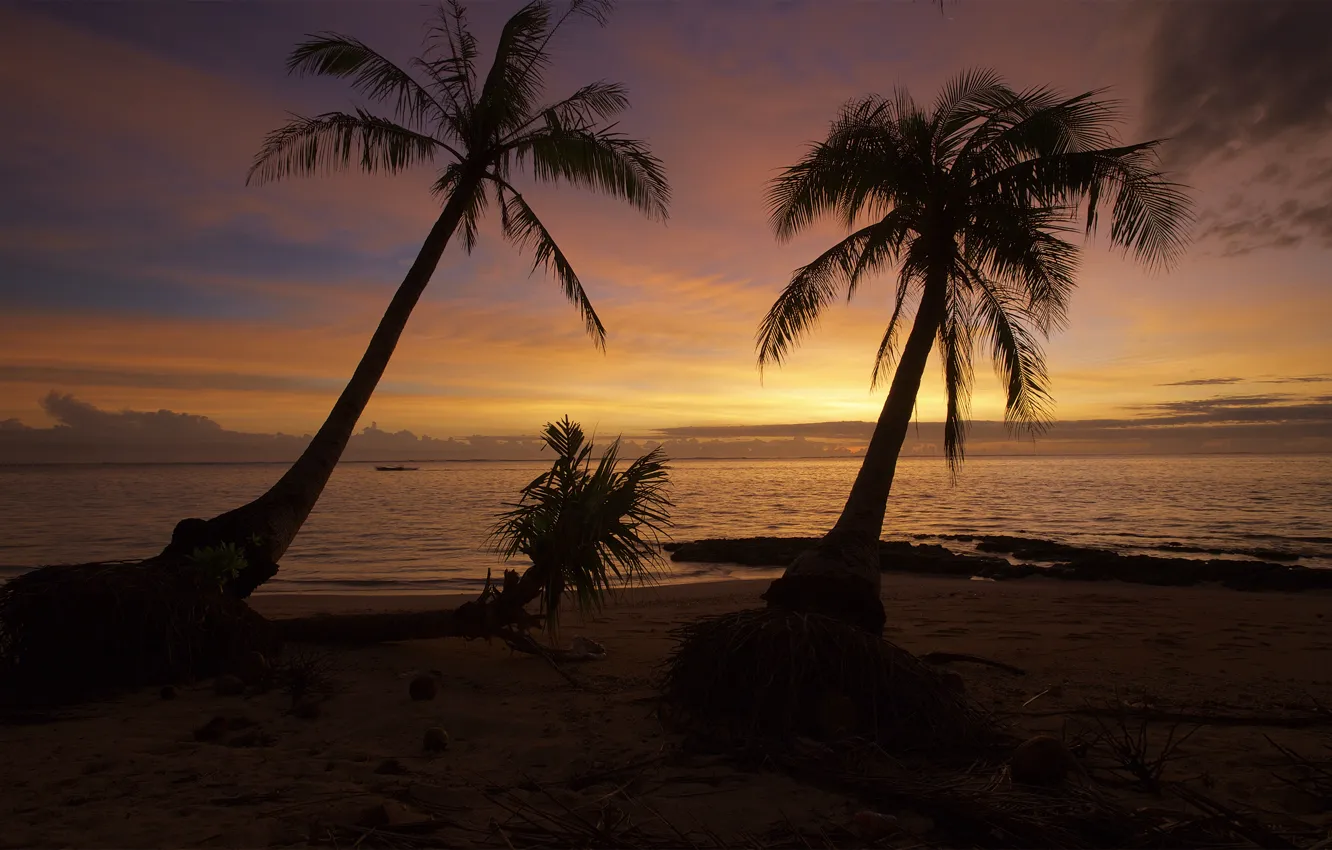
<box><xmin>374</xmin><ymin>758</ymin><xmax>411</xmax><ymax>775</ymax></box>
<box><xmin>159</xmin><ymin>685</ymin><xmax>177</xmax><ymax>701</ymax></box>
<box><xmin>1010</xmin><ymin>734</ymin><xmax>1075</xmax><ymax>786</ymax></box>
<box><xmin>409</xmin><ymin>675</ymin><xmax>438</xmax><ymax>701</ymax></box>
<box><xmin>423</xmin><ymin>727</ymin><xmax>450</xmax><ymax>752</ymax></box>
<box><xmin>193</xmin><ymin>714</ymin><xmax>255</xmax><ymax>742</ymax></box>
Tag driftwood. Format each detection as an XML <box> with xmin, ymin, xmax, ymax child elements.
<box><xmin>276</xmin><ymin>568</ymin><xmax>545</xmax><ymax>645</ymax></box>
<box><xmin>920</xmin><ymin>651</ymin><xmax>1028</xmax><ymax>676</ymax></box>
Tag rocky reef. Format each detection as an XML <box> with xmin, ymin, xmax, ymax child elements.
<box><xmin>664</xmin><ymin>535</ymin><xmax>1332</xmax><ymax>592</ymax></box>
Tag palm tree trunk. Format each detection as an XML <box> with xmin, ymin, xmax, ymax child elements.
<box><xmin>762</xmin><ymin>279</ymin><xmax>947</xmax><ymax>633</ymax></box>
<box><xmin>275</xmin><ymin>565</ymin><xmax>545</xmax><ymax>643</ymax></box>
<box><xmin>162</xmin><ymin>171</ymin><xmax>485</xmax><ymax>596</ymax></box>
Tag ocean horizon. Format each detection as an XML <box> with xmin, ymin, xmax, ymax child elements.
<box><xmin>3</xmin><ymin>453</ymin><xmax>1329</xmax><ymax>593</ymax></box>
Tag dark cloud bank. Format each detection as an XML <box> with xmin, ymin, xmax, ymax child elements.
<box><xmin>1143</xmin><ymin>1</ymin><xmax>1332</xmax><ymax>256</ymax></box>
<box><xmin>1</xmin><ymin>391</ymin><xmax>1329</xmax><ymax>464</ymax></box>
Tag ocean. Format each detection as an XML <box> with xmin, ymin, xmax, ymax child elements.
<box><xmin>1</xmin><ymin>455</ymin><xmax>1328</xmax><ymax>593</ymax></box>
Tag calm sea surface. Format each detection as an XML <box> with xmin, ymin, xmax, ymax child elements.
<box><xmin>1</xmin><ymin>455</ymin><xmax>1328</xmax><ymax>593</ymax></box>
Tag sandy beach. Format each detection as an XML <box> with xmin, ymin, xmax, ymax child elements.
<box><xmin>3</xmin><ymin>573</ymin><xmax>1330</xmax><ymax>848</ymax></box>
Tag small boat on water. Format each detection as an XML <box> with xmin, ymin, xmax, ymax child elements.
<box><xmin>374</xmin><ymin>465</ymin><xmax>420</xmax><ymax>472</ymax></box>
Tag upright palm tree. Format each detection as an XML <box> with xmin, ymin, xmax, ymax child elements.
<box><xmin>162</xmin><ymin>0</ymin><xmax>670</xmax><ymax>595</ymax></box>
<box><xmin>756</xmin><ymin>70</ymin><xmax>1192</xmax><ymax>633</ymax></box>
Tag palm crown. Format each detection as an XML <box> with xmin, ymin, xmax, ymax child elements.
<box><xmin>247</xmin><ymin>0</ymin><xmax>670</xmax><ymax>348</ymax></box>
<box><xmin>759</xmin><ymin>69</ymin><xmax>1193</xmax><ymax>466</ymax></box>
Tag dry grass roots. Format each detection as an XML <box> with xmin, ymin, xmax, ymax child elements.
<box><xmin>660</xmin><ymin>607</ymin><xmax>996</xmax><ymax>753</ymax></box>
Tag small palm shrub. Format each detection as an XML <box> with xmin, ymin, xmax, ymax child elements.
<box><xmin>490</xmin><ymin>417</ymin><xmax>672</xmax><ymax>633</ymax></box>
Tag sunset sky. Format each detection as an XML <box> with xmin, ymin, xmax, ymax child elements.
<box><xmin>1</xmin><ymin>0</ymin><xmax>1329</xmax><ymax>459</ymax></box>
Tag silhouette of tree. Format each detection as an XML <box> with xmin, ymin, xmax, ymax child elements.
<box><xmin>755</xmin><ymin>69</ymin><xmax>1192</xmax><ymax>632</ymax></box>
<box><xmin>163</xmin><ymin>0</ymin><xmax>669</xmax><ymax>595</ymax></box>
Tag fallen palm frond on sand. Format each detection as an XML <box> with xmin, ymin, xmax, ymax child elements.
<box><xmin>770</xmin><ymin>739</ymin><xmax>1326</xmax><ymax>850</ymax></box>
<box><xmin>1015</xmin><ymin>705</ymin><xmax>1332</xmax><ymax>730</ymax></box>
<box><xmin>1267</xmin><ymin>735</ymin><xmax>1332</xmax><ymax>815</ymax></box>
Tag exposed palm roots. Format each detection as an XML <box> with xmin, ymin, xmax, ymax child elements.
<box><xmin>0</xmin><ymin>559</ymin><xmax>276</xmax><ymax>707</ymax></box>
<box><xmin>661</xmin><ymin>607</ymin><xmax>998</xmax><ymax>753</ymax></box>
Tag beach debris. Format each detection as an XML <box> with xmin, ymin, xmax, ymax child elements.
<box><xmin>194</xmin><ymin>716</ymin><xmax>230</xmax><ymax>741</ymax></box>
<box><xmin>192</xmin><ymin>714</ymin><xmax>255</xmax><ymax>742</ymax></box>
<box><xmin>919</xmin><ymin>651</ymin><xmax>1027</xmax><ymax>676</ymax></box>
<box><xmin>1010</xmin><ymin>734</ymin><xmax>1075</xmax><ymax>786</ymax></box>
<box><xmin>409</xmin><ymin>674</ymin><xmax>439</xmax><ymax>701</ymax></box>
<box><xmin>159</xmin><ymin>685</ymin><xmax>177</xmax><ymax>700</ymax></box>
<box><xmin>357</xmin><ymin>801</ymin><xmax>433</xmax><ymax>829</ymax></box>
<box><xmin>213</xmin><ymin>674</ymin><xmax>245</xmax><ymax>696</ymax></box>
<box><xmin>852</xmin><ymin>810</ymin><xmax>899</xmax><ymax>840</ymax></box>
<box><xmin>569</xmin><ymin>636</ymin><xmax>607</xmax><ymax>660</ymax></box>
<box><xmin>292</xmin><ymin>697</ymin><xmax>321</xmax><ymax>719</ymax></box>
<box><xmin>423</xmin><ymin>726</ymin><xmax>450</xmax><ymax>752</ymax></box>
<box><xmin>1267</xmin><ymin>734</ymin><xmax>1332</xmax><ymax>812</ymax></box>
<box><xmin>374</xmin><ymin>758</ymin><xmax>411</xmax><ymax>775</ymax></box>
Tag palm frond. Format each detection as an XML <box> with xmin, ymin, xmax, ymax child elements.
<box><xmin>491</xmin><ymin>176</ymin><xmax>607</xmax><ymax>348</ymax></box>
<box><xmin>503</xmin><ymin>0</ymin><xmax>614</xmax><ymax>111</ymax></box>
<box><xmin>766</xmin><ymin>99</ymin><xmax>913</xmax><ymax>240</ymax></box>
<box><xmin>938</xmin><ymin>280</ymin><xmax>975</xmax><ymax>474</ymax></box>
<box><xmin>845</xmin><ymin>207</ymin><xmax>916</xmax><ymax>301</ymax></box>
<box><xmin>509</xmin><ymin>124</ymin><xmax>670</xmax><ymax>220</ymax></box>
<box><xmin>962</xmin><ymin>87</ymin><xmax>1121</xmax><ymax>175</ymax></box>
<box><xmin>976</xmin><ymin>141</ymin><xmax>1194</xmax><ymax>270</ymax></box>
<box><xmin>755</xmin><ymin>224</ymin><xmax>878</xmax><ymax>372</ymax></box>
<box><xmin>929</xmin><ymin>67</ymin><xmax>1010</xmax><ymax>160</ymax></box>
<box><xmin>869</xmin><ymin>274</ymin><xmax>917</xmax><ymax>390</ymax></box>
<box><xmin>962</xmin><ymin>264</ymin><xmax>1054</xmax><ymax>432</ymax></box>
<box><xmin>509</xmin><ymin>80</ymin><xmax>630</xmax><ymax>140</ymax></box>
<box><xmin>246</xmin><ymin>109</ymin><xmax>442</xmax><ymax>185</ymax></box>
<box><xmin>286</xmin><ymin>34</ymin><xmax>446</xmax><ymax>131</ymax></box>
<box><xmin>420</xmin><ymin>0</ymin><xmax>478</xmax><ymax>117</ymax></box>
<box><xmin>477</xmin><ymin>1</ymin><xmax>552</xmax><ymax>137</ymax></box>
<box><xmin>961</xmin><ymin>201</ymin><xmax>1079</xmax><ymax>334</ymax></box>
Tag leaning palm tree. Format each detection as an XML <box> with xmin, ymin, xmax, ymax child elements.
<box><xmin>161</xmin><ymin>0</ymin><xmax>670</xmax><ymax>596</ymax></box>
<box><xmin>663</xmin><ymin>70</ymin><xmax>1191</xmax><ymax>751</ymax></box>
<box><xmin>750</xmin><ymin>70</ymin><xmax>1191</xmax><ymax>634</ymax></box>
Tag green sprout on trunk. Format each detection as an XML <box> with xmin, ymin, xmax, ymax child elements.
<box><xmin>187</xmin><ymin>543</ymin><xmax>249</xmax><ymax>590</ymax></box>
